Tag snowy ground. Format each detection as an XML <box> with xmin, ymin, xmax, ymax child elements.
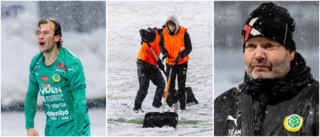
<box><xmin>107</xmin><ymin>1</ymin><xmax>213</xmax><ymax>136</ymax></box>
<box><xmin>1</xmin><ymin>108</ymin><xmax>106</xmax><ymax>136</ymax></box>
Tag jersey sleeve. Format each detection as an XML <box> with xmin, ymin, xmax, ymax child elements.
<box><xmin>71</xmin><ymin>88</ymin><xmax>87</xmax><ymax>135</ymax></box>
<box><xmin>25</xmin><ymin>60</ymin><xmax>40</xmax><ymax>130</ymax></box>
<box><xmin>68</xmin><ymin>61</ymin><xmax>86</xmax><ymax>92</ymax></box>
<box><xmin>68</xmin><ymin>60</ymin><xmax>87</xmax><ymax>135</ymax></box>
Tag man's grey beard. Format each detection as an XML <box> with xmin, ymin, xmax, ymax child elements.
<box><xmin>245</xmin><ymin>56</ymin><xmax>291</xmax><ymax>79</ymax></box>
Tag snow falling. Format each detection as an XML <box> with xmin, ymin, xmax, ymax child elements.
<box><xmin>214</xmin><ymin>1</ymin><xmax>319</xmax><ymax>98</ymax></box>
<box><xmin>1</xmin><ymin>1</ymin><xmax>106</xmax><ymax>136</ymax></box>
<box><xmin>107</xmin><ymin>1</ymin><xmax>213</xmax><ymax>136</ymax></box>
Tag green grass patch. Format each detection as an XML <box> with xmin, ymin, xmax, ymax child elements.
<box><xmin>178</xmin><ymin>120</ymin><xmax>202</xmax><ymax>125</ymax></box>
<box><xmin>109</xmin><ymin>118</ymin><xmax>203</xmax><ymax>125</ymax></box>
<box><xmin>107</xmin><ymin>95</ymin><xmax>127</xmax><ymax>100</ymax></box>
<box><xmin>108</xmin><ymin>118</ymin><xmax>144</xmax><ymax>124</ymax></box>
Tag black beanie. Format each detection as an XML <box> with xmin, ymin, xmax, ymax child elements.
<box><xmin>241</xmin><ymin>2</ymin><xmax>296</xmax><ymax>52</ymax></box>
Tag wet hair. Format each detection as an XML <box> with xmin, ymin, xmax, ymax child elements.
<box><xmin>37</xmin><ymin>18</ymin><xmax>63</xmax><ymax>48</ymax></box>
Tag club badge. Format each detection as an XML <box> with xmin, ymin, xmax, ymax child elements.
<box><xmin>283</xmin><ymin>114</ymin><xmax>303</xmax><ymax>132</ymax></box>
<box><xmin>52</xmin><ymin>74</ymin><xmax>61</xmax><ymax>82</ymax></box>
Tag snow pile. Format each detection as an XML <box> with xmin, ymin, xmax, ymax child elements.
<box><xmin>107</xmin><ymin>1</ymin><xmax>213</xmax><ymax>136</ymax></box>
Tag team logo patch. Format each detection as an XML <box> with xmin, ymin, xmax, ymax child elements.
<box><xmin>242</xmin><ymin>17</ymin><xmax>261</xmax><ymax>43</ymax></box>
<box><xmin>227</xmin><ymin>114</ymin><xmax>241</xmax><ymax>126</ymax></box>
<box><xmin>41</xmin><ymin>75</ymin><xmax>49</xmax><ymax>82</ymax></box>
<box><xmin>283</xmin><ymin>114</ymin><xmax>303</xmax><ymax>132</ymax></box>
<box><xmin>52</xmin><ymin>74</ymin><xmax>61</xmax><ymax>82</ymax></box>
<box><xmin>57</xmin><ymin>62</ymin><xmax>67</xmax><ymax>71</ymax></box>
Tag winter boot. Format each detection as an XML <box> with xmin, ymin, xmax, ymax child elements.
<box><xmin>170</xmin><ymin>102</ymin><xmax>179</xmax><ymax>112</ymax></box>
<box><xmin>179</xmin><ymin>110</ymin><xmax>186</xmax><ymax>120</ymax></box>
<box><xmin>152</xmin><ymin>105</ymin><xmax>163</xmax><ymax>112</ymax></box>
<box><xmin>133</xmin><ymin>108</ymin><xmax>145</xmax><ymax>113</ymax></box>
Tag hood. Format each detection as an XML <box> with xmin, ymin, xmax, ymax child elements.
<box><xmin>166</xmin><ymin>14</ymin><xmax>180</xmax><ymax>35</ymax></box>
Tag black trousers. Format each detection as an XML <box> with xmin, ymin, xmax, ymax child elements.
<box><xmin>134</xmin><ymin>60</ymin><xmax>165</xmax><ymax>110</ymax></box>
<box><xmin>166</xmin><ymin>61</ymin><xmax>188</xmax><ymax>110</ymax></box>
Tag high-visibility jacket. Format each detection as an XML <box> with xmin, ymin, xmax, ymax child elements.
<box><xmin>162</xmin><ymin>26</ymin><xmax>189</xmax><ymax>65</ymax></box>
<box><xmin>137</xmin><ymin>30</ymin><xmax>161</xmax><ymax>66</ymax></box>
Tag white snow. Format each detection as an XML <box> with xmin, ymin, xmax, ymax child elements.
<box><xmin>107</xmin><ymin>1</ymin><xmax>213</xmax><ymax>136</ymax></box>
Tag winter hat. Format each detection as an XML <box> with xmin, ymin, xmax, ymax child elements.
<box><xmin>166</xmin><ymin>14</ymin><xmax>180</xmax><ymax>35</ymax></box>
<box><xmin>241</xmin><ymin>2</ymin><xmax>296</xmax><ymax>52</ymax></box>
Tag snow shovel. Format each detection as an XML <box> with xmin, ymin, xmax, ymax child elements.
<box><xmin>144</xmin><ymin>39</ymin><xmax>167</xmax><ymax>75</ymax></box>
<box><xmin>143</xmin><ymin>67</ymin><xmax>178</xmax><ymax>128</ymax></box>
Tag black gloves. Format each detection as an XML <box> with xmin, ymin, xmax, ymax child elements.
<box><xmin>174</xmin><ymin>55</ymin><xmax>181</xmax><ymax>65</ymax></box>
<box><xmin>162</xmin><ymin>54</ymin><xmax>180</xmax><ymax>66</ymax></box>
<box><xmin>162</xmin><ymin>53</ymin><xmax>168</xmax><ymax>62</ymax></box>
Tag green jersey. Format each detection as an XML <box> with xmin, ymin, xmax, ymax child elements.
<box><xmin>25</xmin><ymin>47</ymin><xmax>90</xmax><ymax>136</ymax></box>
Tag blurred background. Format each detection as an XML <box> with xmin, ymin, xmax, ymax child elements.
<box><xmin>214</xmin><ymin>1</ymin><xmax>319</xmax><ymax>98</ymax></box>
<box><xmin>1</xmin><ymin>1</ymin><xmax>106</xmax><ymax>136</ymax></box>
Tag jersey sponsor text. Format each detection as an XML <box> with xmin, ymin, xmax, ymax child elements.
<box><xmin>47</xmin><ymin>109</ymin><xmax>69</xmax><ymax>117</ymax></box>
<box><xmin>40</xmin><ymin>86</ymin><xmax>62</xmax><ymax>94</ymax></box>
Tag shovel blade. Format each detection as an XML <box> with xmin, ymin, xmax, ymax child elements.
<box><xmin>143</xmin><ymin>112</ymin><xmax>178</xmax><ymax>128</ymax></box>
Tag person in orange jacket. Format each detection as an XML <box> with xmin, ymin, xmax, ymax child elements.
<box><xmin>133</xmin><ymin>28</ymin><xmax>165</xmax><ymax>113</ymax></box>
<box><xmin>159</xmin><ymin>14</ymin><xmax>192</xmax><ymax>118</ymax></box>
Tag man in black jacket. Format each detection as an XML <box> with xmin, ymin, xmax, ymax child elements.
<box><xmin>214</xmin><ymin>3</ymin><xmax>319</xmax><ymax>136</ymax></box>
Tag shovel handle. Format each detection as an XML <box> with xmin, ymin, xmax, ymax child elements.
<box><xmin>164</xmin><ymin>80</ymin><xmax>170</xmax><ymax>99</ymax></box>
<box><xmin>164</xmin><ymin>68</ymin><xmax>173</xmax><ymax>99</ymax></box>
<box><xmin>162</xmin><ymin>67</ymin><xmax>172</xmax><ymax>113</ymax></box>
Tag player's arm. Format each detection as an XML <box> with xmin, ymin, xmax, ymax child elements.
<box><xmin>68</xmin><ymin>61</ymin><xmax>87</xmax><ymax>136</ymax></box>
<box><xmin>71</xmin><ymin>88</ymin><xmax>87</xmax><ymax>136</ymax></box>
<box><xmin>159</xmin><ymin>33</ymin><xmax>169</xmax><ymax>60</ymax></box>
<box><xmin>25</xmin><ymin>64</ymin><xmax>40</xmax><ymax>135</ymax></box>
<box><xmin>179</xmin><ymin>31</ymin><xmax>192</xmax><ymax>58</ymax></box>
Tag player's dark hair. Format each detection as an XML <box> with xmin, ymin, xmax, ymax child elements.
<box><xmin>37</xmin><ymin>18</ymin><xmax>63</xmax><ymax>48</ymax></box>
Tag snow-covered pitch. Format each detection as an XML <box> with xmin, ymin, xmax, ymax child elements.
<box><xmin>107</xmin><ymin>1</ymin><xmax>213</xmax><ymax>136</ymax></box>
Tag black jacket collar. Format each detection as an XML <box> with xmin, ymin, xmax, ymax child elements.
<box><xmin>243</xmin><ymin>52</ymin><xmax>313</xmax><ymax>104</ymax></box>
